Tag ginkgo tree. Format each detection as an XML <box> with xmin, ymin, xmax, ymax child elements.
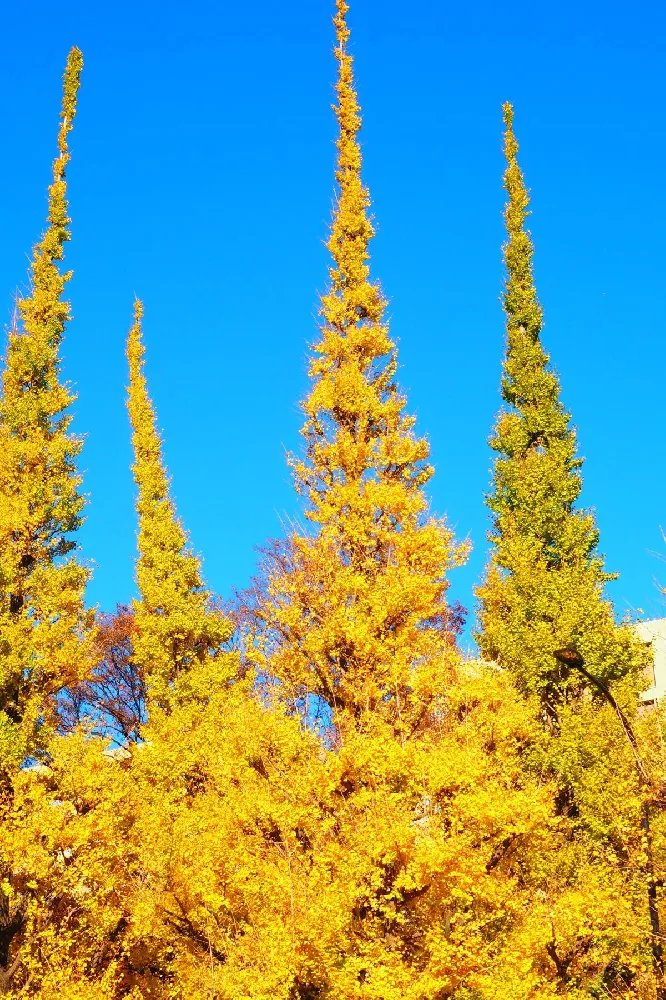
<box><xmin>475</xmin><ymin>103</ymin><xmax>646</xmax><ymax>710</ymax></box>
<box><xmin>249</xmin><ymin>0</ymin><xmax>467</xmax><ymax>741</ymax></box>
<box><xmin>0</xmin><ymin>5</ymin><xmax>663</xmax><ymax>1000</ymax></box>
<box><xmin>240</xmin><ymin>5</ymin><xmax>606</xmax><ymax>999</ymax></box>
<box><xmin>126</xmin><ymin>299</ymin><xmax>233</xmax><ymax>711</ymax></box>
<box><xmin>0</xmin><ymin>47</ymin><xmax>95</xmax><ymax>995</ymax></box>
<box><xmin>0</xmin><ymin>47</ymin><xmax>93</xmax><ymax>772</ymax></box>
<box><xmin>475</xmin><ymin>102</ymin><xmax>665</xmax><ymax>1000</ymax></box>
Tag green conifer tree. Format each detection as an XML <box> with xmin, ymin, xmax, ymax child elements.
<box><xmin>476</xmin><ymin>103</ymin><xmax>645</xmax><ymax>708</ymax></box>
<box><xmin>126</xmin><ymin>301</ymin><xmax>232</xmax><ymax>711</ymax></box>
<box><xmin>0</xmin><ymin>48</ymin><xmax>93</xmax><ymax>765</ymax></box>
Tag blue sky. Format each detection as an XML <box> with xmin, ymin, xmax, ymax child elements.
<box><xmin>2</xmin><ymin>0</ymin><xmax>666</xmax><ymax>643</ymax></box>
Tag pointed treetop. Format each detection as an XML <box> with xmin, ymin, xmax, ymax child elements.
<box><xmin>16</xmin><ymin>46</ymin><xmax>84</xmax><ymax>355</ymax></box>
<box><xmin>127</xmin><ymin>296</ymin><xmax>202</xmax><ymax>596</ymax></box>
<box><xmin>0</xmin><ymin>46</ymin><xmax>90</xmax><ymax>758</ymax></box>
<box><xmin>126</xmin><ymin>298</ymin><xmax>171</xmax><ymax>509</ymax></box>
<box><xmin>126</xmin><ymin>301</ymin><xmax>232</xmax><ymax>710</ymax></box>
<box><xmin>333</xmin><ymin>0</ymin><xmax>351</xmax><ymax>48</ymax></box>
<box><xmin>41</xmin><ymin>46</ymin><xmax>83</xmax><ymax>268</ymax></box>
<box><xmin>475</xmin><ymin>104</ymin><xmax>647</xmax><ymax>705</ymax></box>
<box><xmin>501</xmin><ymin>101</ymin><xmax>543</xmax><ymax>342</ymax></box>
<box><xmin>490</xmin><ymin>101</ymin><xmax>585</xmax><ymax>554</ymax></box>
<box><xmin>322</xmin><ymin>0</ymin><xmax>386</xmax><ymax>332</ymax></box>
<box><xmin>254</xmin><ymin>0</ymin><xmax>464</xmax><ymax>731</ymax></box>
<box><xmin>58</xmin><ymin>48</ymin><xmax>83</xmax><ymax>157</ymax></box>
<box><xmin>495</xmin><ymin>103</ymin><xmax>563</xmax><ymax>429</ymax></box>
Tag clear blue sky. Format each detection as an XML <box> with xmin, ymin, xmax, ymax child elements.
<box><xmin>2</xmin><ymin>0</ymin><xmax>666</xmax><ymax>642</ymax></box>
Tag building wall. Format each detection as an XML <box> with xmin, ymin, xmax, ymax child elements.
<box><xmin>632</xmin><ymin>618</ymin><xmax>666</xmax><ymax>703</ymax></box>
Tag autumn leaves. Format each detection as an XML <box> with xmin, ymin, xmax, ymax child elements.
<box><xmin>0</xmin><ymin>1</ymin><xmax>663</xmax><ymax>997</ymax></box>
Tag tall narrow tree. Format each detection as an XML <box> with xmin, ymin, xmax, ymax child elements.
<box><xmin>476</xmin><ymin>103</ymin><xmax>645</xmax><ymax>708</ymax></box>
<box><xmin>251</xmin><ymin>0</ymin><xmax>466</xmax><ymax>737</ymax></box>
<box><xmin>0</xmin><ymin>48</ymin><xmax>93</xmax><ymax>764</ymax></box>
<box><xmin>126</xmin><ymin>300</ymin><xmax>231</xmax><ymax>710</ymax></box>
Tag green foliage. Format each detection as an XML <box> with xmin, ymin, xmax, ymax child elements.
<box><xmin>475</xmin><ymin>103</ymin><xmax>648</xmax><ymax>707</ymax></box>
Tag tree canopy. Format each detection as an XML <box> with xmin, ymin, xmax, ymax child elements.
<box><xmin>0</xmin><ymin>4</ymin><xmax>663</xmax><ymax>999</ymax></box>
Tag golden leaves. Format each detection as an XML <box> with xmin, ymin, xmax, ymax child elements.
<box><xmin>0</xmin><ymin>10</ymin><xmax>662</xmax><ymax>1000</ymax></box>
<box><xmin>126</xmin><ymin>301</ymin><xmax>233</xmax><ymax>711</ymax></box>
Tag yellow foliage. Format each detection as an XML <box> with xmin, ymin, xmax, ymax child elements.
<box><xmin>0</xmin><ymin>661</ymin><xmax>565</xmax><ymax>998</ymax></box>
<box><xmin>0</xmin><ymin>47</ymin><xmax>94</xmax><ymax>764</ymax></box>
<box><xmin>126</xmin><ymin>300</ymin><xmax>232</xmax><ymax>709</ymax></box>
<box><xmin>0</xmin><ymin>8</ymin><xmax>664</xmax><ymax>1000</ymax></box>
<box><xmin>252</xmin><ymin>0</ymin><xmax>467</xmax><ymax>737</ymax></box>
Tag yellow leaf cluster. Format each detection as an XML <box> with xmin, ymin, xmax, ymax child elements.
<box><xmin>126</xmin><ymin>300</ymin><xmax>233</xmax><ymax>710</ymax></box>
<box><xmin>0</xmin><ymin>5</ymin><xmax>664</xmax><ymax>1000</ymax></box>
<box><xmin>0</xmin><ymin>47</ymin><xmax>93</xmax><ymax>766</ymax></box>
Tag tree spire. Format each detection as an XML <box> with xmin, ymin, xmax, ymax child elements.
<box><xmin>126</xmin><ymin>301</ymin><xmax>231</xmax><ymax>710</ymax></box>
<box><xmin>323</xmin><ymin>0</ymin><xmax>385</xmax><ymax>330</ymax></box>
<box><xmin>250</xmin><ymin>0</ymin><xmax>465</xmax><ymax>735</ymax></box>
<box><xmin>0</xmin><ymin>47</ymin><xmax>92</xmax><ymax>761</ymax></box>
<box><xmin>500</xmin><ymin>103</ymin><xmax>544</xmax><ymax>339</ymax></box>
<box><xmin>475</xmin><ymin>103</ymin><xmax>645</xmax><ymax>706</ymax></box>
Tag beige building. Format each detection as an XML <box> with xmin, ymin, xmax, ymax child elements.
<box><xmin>633</xmin><ymin>618</ymin><xmax>666</xmax><ymax>704</ymax></box>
